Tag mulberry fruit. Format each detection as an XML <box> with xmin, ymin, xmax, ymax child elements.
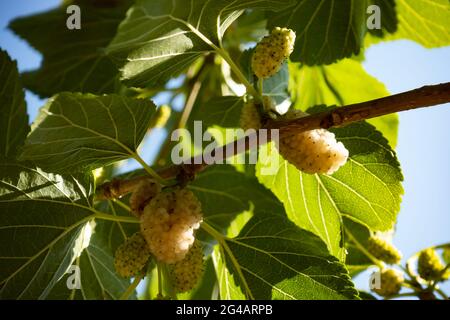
<box><xmin>418</xmin><ymin>248</ymin><xmax>450</xmax><ymax>281</ymax></box>
<box><xmin>252</xmin><ymin>27</ymin><xmax>296</xmax><ymax>79</ymax></box>
<box><xmin>277</xmin><ymin>128</ymin><xmax>349</xmax><ymax>175</ymax></box>
<box><xmin>140</xmin><ymin>188</ymin><xmax>203</xmax><ymax>264</ymax></box>
<box><xmin>443</xmin><ymin>246</ymin><xmax>450</xmax><ymax>265</ymax></box>
<box><xmin>114</xmin><ymin>232</ymin><xmax>151</xmax><ymax>278</ymax></box>
<box><xmin>240</xmin><ymin>100</ymin><xmax>261</xmax><ymax>131</ymax></box>
<box><xmin>129</xmin><ymin>179</ymin><xmax>161</xmax><ymax>217</ymax></box>
<box><xmin>168</xmin><ymin>241</ymin><xmax>204</xmax><ymax>293</ymax></box>
<box><xmin>367</xmin><ymin>236</ymin><xmax>402</xmax><ymax>264</ymax></box>
<box><xmin>372</xmin><ymin>269</ymin><xmax>404</xmax><ymax>297</ymax></box>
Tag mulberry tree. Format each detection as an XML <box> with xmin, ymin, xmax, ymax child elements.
<box><xmin>0</xmin><ymin>0</ymin><xmax>449</xmax><ymax>300</ymax></box>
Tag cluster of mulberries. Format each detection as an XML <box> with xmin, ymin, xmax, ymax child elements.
<box><xmin>277</xmin><ymin>128</ymin><xmax>349</xmax><ymax>175</ymax></box>
<box><xmin>372</xmin><ymin>269</ymin><xmax>404</xmax><ymax>297</ymax></box>
<box><xmin>168</xmin><ymin>241</ymin><xmax>205</xmax><ymax>293</ymax></box>
<box><xmin>252</xmin><ymin>27</ymin><xmax>296</xmax><ymax>79</ymax></box>
<box><xmin>129</xmin><ymin>179</ymin><xmax>161</xmax><ymax>217</ymax></box>
<box><xmin>367</xmin><ymin>236</ymin><xmax>402</xmax><ymax>264</ymax></box>
<box><xmin>140</xmin><ymin>188</ymin><xmax>203</xmax><ymax>264</ymax></box>
<box><xmin>418</xmin><ymin>248</ymin><xmax>450</xmax><ymax>281</ymax></box>
<box><xmin>114</xmin><ymin>232</ymin><xmax>151</xmax><ymax>278</ymax></box>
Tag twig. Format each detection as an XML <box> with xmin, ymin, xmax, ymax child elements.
<box><xmin>119</xmin><ymin>275</ymin><xmax>143</xmax><ymax>300</ymax></box>
<box><xmin>266</xmin><ymin>82</ymin><xmax>450</xmax><ymax>133</ymax></box>
<box><xmin>156</xmin><ymin>55</ymin><xmax>213</xmax><ymax>166</ymax></box>
<box><xmin>434</xmin><ymin>287</ymin><xmax>448</xmax><ymax>300</ymax></box>
<box><xmin>178</xmin><ymin>80</ymin><xmax>202</xmax><ymax>129</ymax></box>
<box><xmin>384</xmin><ymin>291</ymin><xmax>418</xmax><ymax>300</ymax></box>
<box><xmin>96</xmin><ymin>83</ymin><xmax>450</xmax><ymax>200</ymax></box>
<box><xmin>344</xmin><ymin>226</ymin><xmax>384</xmax><ymax>269</ymax></box>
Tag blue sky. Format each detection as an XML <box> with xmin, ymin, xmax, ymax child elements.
<box><xmin>1</xmin><ymin>1</ymin><xmax>449</xmax><ymax>297</ymax></box>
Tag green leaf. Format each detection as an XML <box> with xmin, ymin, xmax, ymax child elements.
<box><xmin>344</xmin><ymin>218</ymin><xmax>375</xmax><ymax>276</ymax></box>
<box><xmin>358</xmin><ymin>291</ymin><xmax>378</xmax><ymax>300</ymax></box>
<box><xmin>9</xmin><ymin>0</ymin><xmax>132</xmax><ymax>97</ymax></box>
<box><xmin>0</xmin><ymin>50</ymin><xmax>29</xmax><ymax>157</ymax></box>
<box><xmin>189</xmin><ymin>165</ymin><xmax>283</xmax><ymax>244</ymax></box>
<box><xmin>261</xmin><ymin>63</ymin><xmax>291</xmax><ymax>106</ymax></box>
<box><xmin>106</xmin><ymin>0</ymin><xmax>294</xmax><ymax>87</ymax></box>
<box><xmin>212</xmin><ymin>246</ymin><xmax>246</xmax><ymax>300</ymax></box>
<box><xmin>46</xmin><ymin>219</ymin><xmax>138</xmax><ymax>300</ymax></box>
<box><xmin>210</xmin><ymin>211</ymin><xmax>252</xmax><ymax>300</ymax></box>
<box><xmin>256</xmin><ymin>122</ymin><xmax>403</xmax><ymax>259</ymax></box>
<box><xmin>0</xmin><ymin>158</ymin><xmax>95</xmax><ymax>299</ymax></box>
<box><xmin>224</xmin><ymin>10</ymin><xmax>268</xmax><ymax>46</ymax></box>
<box><xmin>289</xmin><ymin>59</ymin><xmax>399</xmax><ymax>148</ymax></box>
<box><xmin>219</xmin><ymin>212</ymin><xmax>359</xmax><ymax>299</ymax></box>
<box><xmin>200</xmin><ymin>96</ymin><xmax>244</xmax><ymax>129</ymax></box>
<box><xmin>19</xmin><ymin>93</ymin><xmax>157</xmax><ymax>173</ymax></box>
<box><xmin>383</xmin><ymin>0</ymin><xmax>450</xmax><ymax>48</ymax></box>
<box><xmin>267</xmin><ymin>0</ymin><xmax>368</xmax><ymax>65</ymax></box>
<box><xmin>94</xmin><ymin>199</ymin><xmax>140</xmax><ymax>254</ymax></box>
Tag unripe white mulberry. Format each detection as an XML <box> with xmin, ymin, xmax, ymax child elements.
<box><xmin>140</xmin><ymin>188</ymin><xmax>203</xmax><ymax>264</ymax></box>
<box><xmin>367</xmin><ymin>236</ymin><xmax>402</xmax><ymax>264</ymax></box>
<box><xmin>252</xmin><ymin>27</ymin><xmax>296</xmax><ymax>79</ymax></box>
<box><xmin>443</xmin><ymin>246</ymin><xmax>450</xmax><ymax>265</ymax></box>
<box><xmin>240</xmin><ymin>100</ymin><xmax>261</xmax><ymax>131</ymax></box>
<box><xmin>114</xmin><ymin>232</ymin><xmax>151</xmax><ymax>278</ymax></box>
<box><xmin>168</xmin><ymin>241</ymin><xmax>204</xmax><ymax>293</ymax></box>
<box><xmin>129</xmin><ymin>179</ymin><xmax>161</xmax><ymax>217</ymax></box>
<box><xmin>372</xmin><ymin>269</ymin><xmax>404</xmax><ymax>297</ymax></box>
<box><xmin>277</xmin><ymin>128</ymin><xmax>349</xmax><ymax>175</ymax></box>
<box><xmin>418</xmin><ymin>248</ymin><xmax>450</xmax><ymax>281</ymax></box>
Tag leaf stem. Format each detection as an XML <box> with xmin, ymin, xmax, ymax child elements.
<box><xmin>344</xmin><ymin>227</ymin><xmax>384</xmax><ymax>269</ymax></box>
<box><xmin>174</xmin><ymin>17</ymin><xmax>259</xmax><ymax>99</ymax></box>
<box><xmin>384</xmin><ymin>291</ymin><xmax>418</xmax><ymax>300</ymax></box>
<box><xmin>130</xmin><ymin>151</ymin><xmax>168</xmax><ymax>185</ymax></box>
<box><xmin>178</xmin><ymin>80</ymin><xmax>202</xmax><ymax>129</ymax></box>
<box><xmin>93</xmin><ymin>211</ymin><xmax>139</xmax><ymax>224</ymax></box>
<box><xmin>216</xmin><ymin>47</ymin><xmax>260</xmax><ymax>99</ymax></box>
<box><xmin>112</xmin><ymin>198</ymin><xmax>132</xmax><ymax>213</ymax></box>
<box><xmin>257</xmin><ymin>78</ymin><xmax>264</xmax><ymax>97</ymax></box>
<box><xmin>157</xmin><ymin>261</ymin><xmax>163</xmax><ymax>297</ymax></box>
<box><xmin>402</xmin><ymin>281</ymin><xmax>421</xmax><ymax>292</ymax></box>
<box><xmin>108</xmin><ymin>200</ymin><xmax>127</xmax><ymax>239</ymax></box>
<box><xmin>201</xmin><ymin>221</ymin><xmax>255</xmax><ymax>299</ymax></box>
<box><xmin>119</xmin><ymin>275</ymin><xmax>143</xmax><ymax>300</ymax></box>
<box><xmin>434</xmin><ymin>287</ymin><xmax>448</xmax><ymax>300</ymax></box>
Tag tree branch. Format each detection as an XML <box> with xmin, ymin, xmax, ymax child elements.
<box><xmin>267</xmin><ymin>82</ymin><xmax>450</xmax><ymax>133</ymax></box>
<box><xmin>96</xmin><ymin>82</ymin><xmax>450</xmax><ymax>200</ymax></box>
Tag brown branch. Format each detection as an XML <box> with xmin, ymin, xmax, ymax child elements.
<box><xmin>267</xmin><ymin>82</ymin><xmax>450</xmax><ymax>133</ymax></box>
<box><xmin>96</xmin><ymin>82</ymin><xmax>450</xmax><ymax>200</ymax></box>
